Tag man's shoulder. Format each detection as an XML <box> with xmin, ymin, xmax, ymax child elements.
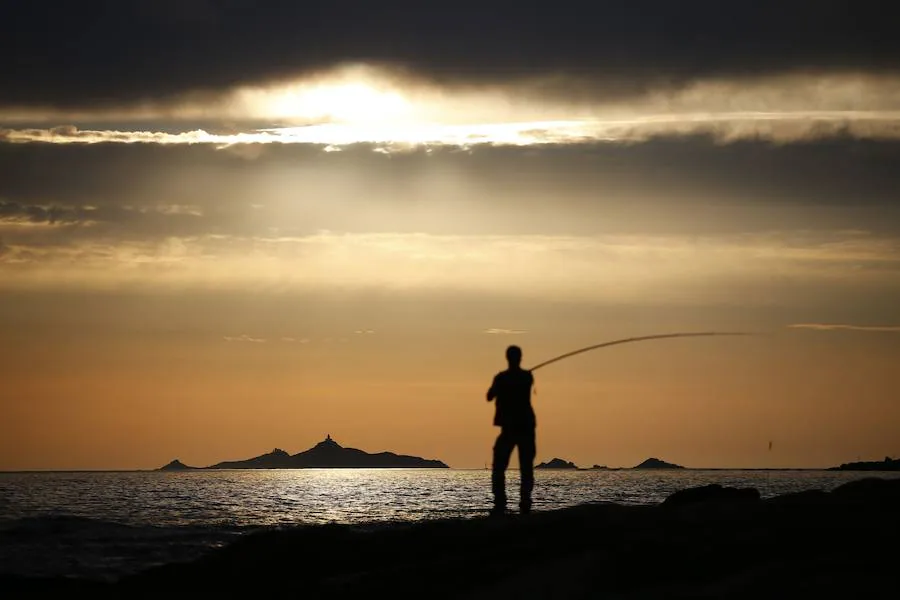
<box><xmin>496</xmin><ymin>368</ymin><xmax>533</xmax><ymax>381</ymax></box>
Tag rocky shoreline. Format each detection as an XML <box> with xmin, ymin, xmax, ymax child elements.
<box><xmin>3</xmin><ymin>477</ymin><xmax>898</xmax><ymax>599</ymax></box>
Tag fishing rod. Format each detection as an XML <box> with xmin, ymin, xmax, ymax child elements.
<box><xmin>527</xmin><ymin>332</ymin><xmax>751</xmax><ymax>372</ymax></box>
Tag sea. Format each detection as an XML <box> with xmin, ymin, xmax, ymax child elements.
<box><xmin>1</xmin><ymin>468</ymin><xmax>898</xmax><ymax>581</ymax></box>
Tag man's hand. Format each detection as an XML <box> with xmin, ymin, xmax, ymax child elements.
<box><xmin>486</xmin><ymin>379</ymin><xmax>497</xmax><ymax>402</ymax></box>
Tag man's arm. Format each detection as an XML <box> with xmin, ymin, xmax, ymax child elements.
<box><xmin>486</xmin><ymin>374</ymin><xmax>499</xmax><ymax>402</ymax></box>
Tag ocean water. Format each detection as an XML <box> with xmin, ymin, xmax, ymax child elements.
<box><xmin>1</xmin><ymin>468</ymin><xmax>897</xmax><ymax>580</ymax></box>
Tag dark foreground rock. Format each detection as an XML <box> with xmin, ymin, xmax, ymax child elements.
<box><xmin>3</xmin><ymin>477</ymin><xmax>899</xmax><ymax>599</ymax></box>
<box><xmin>662</xmin><ymin>483</ymin><xmax>760</xmax><ymax>508</ymax></box>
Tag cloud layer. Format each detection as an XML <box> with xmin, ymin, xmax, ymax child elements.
<box><xmin>4</xmin><ymin>112</ymin><xmax>900</xmax><ymax>149</ymax></box>
<box><xmin>2</xmin><ymin>230</ymin><xmax>898</xmax><ymax>307</ymax></box>
<box><xmin>788</xmin><ymin>323</ymin><xmax>900</xmax><ymax>332</ymax></box>
<box><xmin>3</xmin><ymin>2</ymin><xmax>900</xmax><ymax>109</ymax></box>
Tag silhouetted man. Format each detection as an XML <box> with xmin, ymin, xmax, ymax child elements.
<box><xmin>486</xmin><ymin>345</ymin><xmax>535</xmax><ymax>516</ymax></box>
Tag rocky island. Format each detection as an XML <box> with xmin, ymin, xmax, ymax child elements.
<box><xmin>633</xmin><ymin>457</ymin><xmax>684</xmax><ymax>469</ymax></box>
<box><xmin>533</xmin><ymin>457</ymin><xmax>687</xmax><ymax>470</ymax></box>
<box><xmin>158</xmin><ymin>435</ymin><xmax>448</xmax><ymax>470</ymax></box>
<box><xmin>535</xmin><ymin>458</ymin><xmax>579</xmax><ymax>469</ymax></box>
<box><xmin>158</xmin><ymin>459</ymin><xmax>198</xmax><ymax>471</ymax></box>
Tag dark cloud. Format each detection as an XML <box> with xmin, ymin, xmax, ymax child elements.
<box><xmin>0</xmin><ymin>200</ymin><xmax>85</xmax><ymax>224</ymax></box>
<box><xmin>0</xmin><ymin>199</ymin><xmax>207</xmax><ymax>238</ymax></box>
<box><xmin>1</xmin><ymin>1</ymin><xmax>898</xmax><ymax>109</ymax></box>
<box><xmin>0</xmin><ymin>200</ymin><xmax>101</xmax><ymax>225</ymax></box>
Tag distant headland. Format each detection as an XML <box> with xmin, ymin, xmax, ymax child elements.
<box><xmin>828</xmin><ymin>456</ymin><xmax>899</xmax><ymax>471</ymax></box>
<box><xmin>158</xmin><ymin>435</ymin><xmax>449</xmax><ymax>470</ymax></box>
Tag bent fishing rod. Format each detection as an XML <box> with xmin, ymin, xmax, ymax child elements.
<box><xmin>527</xmin><ymin>332</ymin><xmax>751</xmax><ymax>372</ymax></box>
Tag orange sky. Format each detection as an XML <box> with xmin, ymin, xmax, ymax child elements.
<box><xmin>2</xmin><ymin>288</ymin><xmax>898</xmax><ymax>470</ymax></box>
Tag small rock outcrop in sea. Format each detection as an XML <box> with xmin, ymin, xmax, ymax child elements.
<box><xmin>157</xmin><ymin>460</ymin><xmax>197</xmax><ymax>471</ymax></box>
<box><xmin>591</xmin><ymin>464</ymin><xmax>609</xmax><ymax>470</ymax></box>
<box><xmin>165</xmin><ymin>435</ymin><xmax>449</xmax><ymax>470</ymax></box>
<box><xmin>828</xmin><ymin>456</ymin><xmax>899</xmax><ymax>471</ymax></box>
<box><xmin>633</xmin><ymin>457</ymin><xmax>684</xmax><ymax>469</ymax></box>
<box><xmin>535</xmin><ymin>458</ymin><xmax>579</xmax><ymax>469</ymax></box>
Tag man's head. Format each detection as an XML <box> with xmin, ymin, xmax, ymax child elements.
<box><xmin>505</xmin><ymin>345</ymin><xmax>522</xmax><ymax>368</ymax></box>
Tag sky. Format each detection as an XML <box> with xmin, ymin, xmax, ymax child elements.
<box><xmin>1</xmin><ymin>1</ymin><xmax>899</xmax><ymax>470</ymax></box>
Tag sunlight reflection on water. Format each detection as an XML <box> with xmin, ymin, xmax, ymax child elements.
<box><xmin>3</xmin><ymin>468</ymin><xmax>898</xmax><ymax>528</ymax></box>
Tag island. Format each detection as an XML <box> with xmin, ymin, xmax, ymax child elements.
<box><xmin>158</xmin><ymin>459</ymin><xmax>199</xmax><ymax>471</ymax></box>
<box><xmin>633</xmin><ymin>457</ymin><xmax>685</xmax><ymax>469</ymax></box>
<box><xmin>535</xmin><ymin>458</ymin><xmax>579</xmax><ymax>469</ymax></box>
<box><xmin>209</xmin><ymin>448</ymin><xmax>293</xmax><ymax>469</ymax></box>
<box><xmin>158</xmin><ymin>435</ymin><xmax>449</xmax><ymax>470</ymax></box>
<box><xmin>828</xmin><ymin>456</ymin><xmax>899</xmax><ymax>471</ymax></box>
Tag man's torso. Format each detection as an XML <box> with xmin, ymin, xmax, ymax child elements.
<box><xmin>492</xmin><ymin>368</ymin><xmax>535</xmax><ymax>429</ymax></box>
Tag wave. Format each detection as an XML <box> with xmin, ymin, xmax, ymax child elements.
<box><xmin>0</xmin><ymin>513</ymin><xmax>259</xmax><ymax>538</ymax></box>
<box><xmin>0</xmin><ymin>514</ymin><xmax>256</xmax><ymax>581</ymax></box>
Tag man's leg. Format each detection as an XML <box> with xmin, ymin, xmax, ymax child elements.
<box><xmin>491</xmin><ymin>429</ymin><xmax>515</xmax><ymax>513</ymax></box>
<box><xmin>517</xmin><ymin>428</ymin><xmax>536</xmax><ymax>514</ymax></box>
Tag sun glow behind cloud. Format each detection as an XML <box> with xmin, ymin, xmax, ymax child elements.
<box><xmin>236</xmin><ymin>68</ymin><xmax>413</xmax><ymax>125</ymax></box>
<box><xmin>4</xmin><ymin>66</ymin><xmax>900</xmax><ymax>148</ymax></box>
